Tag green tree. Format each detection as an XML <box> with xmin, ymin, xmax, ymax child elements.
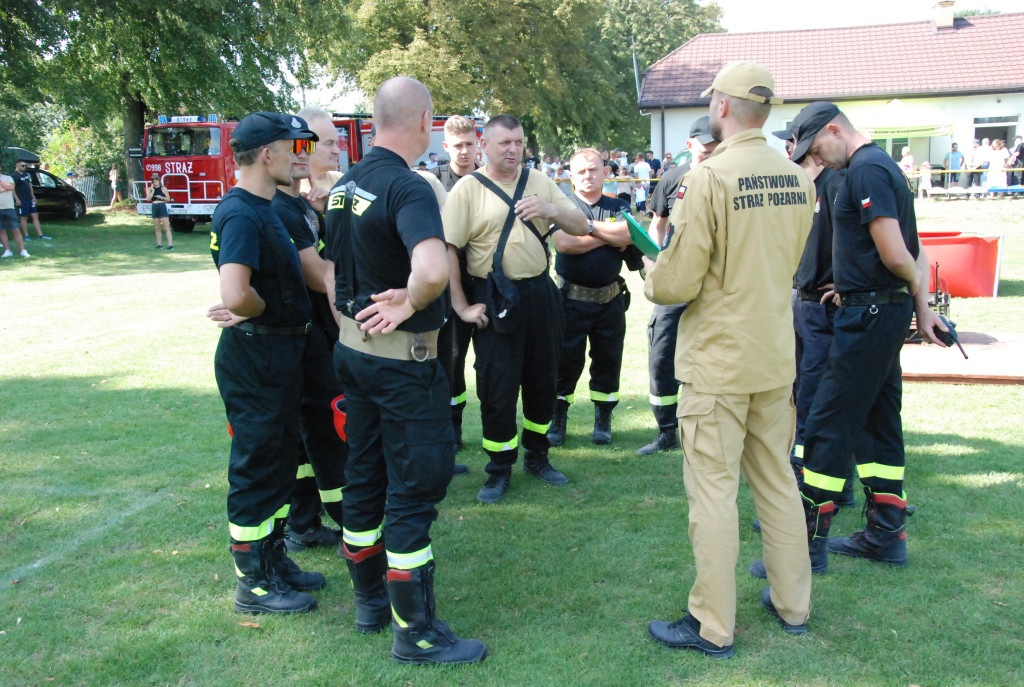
<box><xmin>38</xmin><ymin>0</ymin><xmax>349</xmax><ymax>188</ymax></box>
<box><xmin>40</xmin><ymin>119</ymin><xmax>122</xmax><ymax>177</ymax></box>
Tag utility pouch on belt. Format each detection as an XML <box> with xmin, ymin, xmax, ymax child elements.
<box><xmin>471</xmin><ymin>169</ymin><xmax>532</xmax><ymax>335</ymax></box>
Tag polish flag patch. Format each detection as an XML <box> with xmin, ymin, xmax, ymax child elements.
<box><xmin>676</xmin><ymin>185</ymin><xmax>687</xmax><ymax>200</ymax></box>
<box><xmin>861</xmin><ymin>197</ymin><xmax>872</xmax><ymax>208</ymax></box>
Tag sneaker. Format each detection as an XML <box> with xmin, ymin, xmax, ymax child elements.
<box><xmin>155</xmin><ymin>245</ymin><xmax>163</xmax><ymax>249</ymax></box>
<box><xmin>454</xmin><ymin>463</ymin><xmax>469</xmax><ymax>475</ymax></box>
<box><xmin>1</xmin><ymin>250</ymin><xmax>12</xmax><ymax>258</ymax></box>
<box><xmin>166</xmin><ymin>245</ymin><xmax>174</xmax><ymax>251</ymax></box>
<box><xmin>477</xmin><ymin>472</ymin><xmax>510</xmax><ymax>504</ymax></box>
<box><xmin>522</xmin><ymin>451</ymin><xmax>569</xmax><ymax>486</ymax></box>
<box><xmin>760</xmin><ymin>587</ymin><xmax>806</xmax><ymax>635</ymax></box>
<box><xmin>40</xmin><ymin>235</ymin><xmax>52</xmax><ymax>240</ymax></box>
<box><xmin>20</xmin><ymin>249</ymin><xmax>30</xmax><ymax>258</ymax></box>
<box><xmin>23</xmin><ymin>235</ymin><xmax>31</xmax><ymax>241</ymax></box>
<box><xmin>647</xmin><ymin>613</ymin><xmax>734</xmax><ymax>658</ymax></box>
<box><xmin>284</xmin><ymin>523</ymin><xmax>341</xmax><ymax>552</ymax></box>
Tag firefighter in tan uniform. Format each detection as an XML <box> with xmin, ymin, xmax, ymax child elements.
<box><xmin>644</xmin><ymin>62</ymin><xmax>815</xmax><ymax>658</ymax></box>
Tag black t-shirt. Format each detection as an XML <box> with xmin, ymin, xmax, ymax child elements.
<box><xmin>272</xmin><ymin>190</ymin><xmax>339</xmax><ymax>336</ymax></box>
<box><xmin>523</xmin><ymin>156</ymin><xmax>541</xmax><ymax>170</ymax></box>
<box><xmin>833</xmin><ymin>143</ymin><xmax>919</xmax><ymax>292</ymax></box>
<box><xmin>648</xmin><ymin>158</ymin><xmax>661</xmax><ymax>176</ymax></box>
<box><xmin>210</xmin><ymin>187</ymin><xmax>311</xmax><ymax>327</ymax></box>
<box><xmin>151</xmin><ymin>185</ymin><xmax>167</xmax><ymax>202</ymax></box>
<box><xmin>553</xmin><ymin>194</ymin><xmax>630</xmax><ymax>288</ymax></box>
<box><xmin>325</xmin><ymin>146</ymin><xmax>447</xmax><ymax>333</ymax></box>
<box><xmin>793</xmin><ymin>167</ymin><xmax>843</xmax><ymax>292</ymax></box>
<box><xmin>648</xmin><ymin>163</ymin><xmax>690</xmax><ymax>219</ymax></box>
<box><xmin>12</xmin><ymin>170</ymin><xmax>32</xmax><ymax>201</ymax></box>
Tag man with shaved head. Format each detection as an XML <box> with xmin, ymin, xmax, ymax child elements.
<box><xmin>325</xmin><ymin>76</ymin><xmax>487</xmax><ymax>665</ymax></box>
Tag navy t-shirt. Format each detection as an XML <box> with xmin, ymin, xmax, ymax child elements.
<box><xmin>324</xmin><ymin>146</ymin><xmax>447</xmax><ymax>333</ymax></box>
<box><xmin>793</xmin><ymin>167</ymin><xmax>843</xmax><ymax>292</ymax></box>
<box><xmin>12</xmin><ymin>170</ymin><xmax>32</xmax><ymax>201</ymax></box>
<box><xmin>648</xmin><ymin>163</ymin><xmax>690</xmax><ymax>219</ymax></box>
<box><xmin>553</xmin><ymin>194</ymin><xmax>630</xmax><ymax>288</ymax></box>
<box><xmin>210</xmin><ymin>187</ymin><xmax>310</xmax><ymax>327</ymax></box>
<box><xmin>833</xmin><ymin>144</ymin><xmax>919</xmax><ymax>292</ymax></box>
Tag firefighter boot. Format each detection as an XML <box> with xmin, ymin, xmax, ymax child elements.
<box><xmin>828</xmin><ymin>488</ymin><xmax>908</xmax><ymax>566</ymax></box>
<box><xmin>269</xmin><ymin>520</ymin><xmax>325</xmax><ymax>591</ymax></box>
<box><xmin>592</xmin><ymin>402</ymin><xmax>614</xmax><ymax>445</ymax></box>
<box><xmin>547</xmin><ymin>399</ymin><xmax>569</xmax><ymax>447</ymax></box>
<box><xmin>637</xmin><ymin>428</ymin><xmax>680</xmax><ymax>456</ymax></box>
<box><xmin>747</xmin><ymin>495</ymin><xmax>834</xmax><ymax>579</ymax></box>
<box><xmin>342</xmin><ymin>542</ymin><xmax>392</xmax><ymax>633</ymax></box>
<box><xmin>387</xmin><ymin>562</ymin><xmax>488</xmax><ymax>665</ymax></box>
<box><xmin>230</xmin><ymin>539</ymin><xmax>317</xmax><ymax>614</ymax></box>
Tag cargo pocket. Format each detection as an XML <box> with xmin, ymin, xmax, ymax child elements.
<box><xmin>398</xmin><ymin>419</ymin><xmax>455</xmax><ymax>501</ymax></box>
<box><xmin>677</xmin><ymin>391</ymin><xmax>719</xmax><ymax>472</ymax></box>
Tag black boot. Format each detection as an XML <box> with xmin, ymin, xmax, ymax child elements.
<box><xmin>269</xmin><ymin>538</ymin><xmax>326</xmax><ymax>591</ymax></box>
<box><xmin>637</xmin><ymin>427</ymin><xmax>680</xmax><ymax>456</ymax></box>
<box><xmin>387</xmin><ymin>562</ymin><xmax>488</xmax><ymax>665</ymax></box>
<box><xmin>547</xmin><ymin>399</ymin><xmax>568</xmax><ymax>447</ymax></box>
<box><xmin>342</xmin><ymin>542</ymin><xmax>392</xmax><ymax>633</ymax></box>
<box><xmin>828</xmin><ymin>488</ymin><xmax>908</xmax><ymax>565</ymax></box>
<box><xmin>592</xmin><ymin>402</ymin><xmax>614</xmax><ymax>445</ymax></box>
<box><xmin>230</xmin><ymin>539</ymin><xmax>317</xmax><ymax>614</ymax></box>
<box><xmin>523</xmin><ymin>449</ymin><xmax>568</xmax><ymax>486</ymax></box>
<box><xmin>748</xmin><ymin>496</ymin><xmax>833</xmax><ymax>579</ymax></box>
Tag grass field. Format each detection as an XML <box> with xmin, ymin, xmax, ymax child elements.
<box><xmin>1</xmin><ymin>200</ymin><xmax>1022</xmax><ymax>686</ymax></box>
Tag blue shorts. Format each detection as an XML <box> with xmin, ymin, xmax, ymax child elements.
<box><xmin>17</xmin><ymin>197</ymin><xmax>36</xmax><ymax>217</ymax></box>
<box><xmin>0</xmin><ymin>208</ymin><xmax>18</xmax><ymax>230</ymax></box>
<box><xmin>152</xmin><ymin>203</ymin><xmax>169</xmax><ymax>218</ymax></box>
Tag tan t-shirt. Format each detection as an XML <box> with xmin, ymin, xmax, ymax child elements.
<box><xmin>443</xmin><ymin>167</ymin><xmax>577</xmax><ymax>279</ymax></box>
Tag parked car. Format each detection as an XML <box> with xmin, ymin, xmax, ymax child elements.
<box><xmin>27</xmin><ymin>168</ymin><xmax>87</xmax><ymax>220</ymax></box>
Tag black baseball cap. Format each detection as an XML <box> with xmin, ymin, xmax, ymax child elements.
<box><xmin>791</xmin><ymin>102</ymin><xmax>841</xmax><ymax>164</ymax></box>
<box><xmin>689</xmin><ymin>116</ymin><xmax>716</xmax><ymax>145</ymax></box>
<box><xmin>771</xmin><ymin>127</ymin><xmax>796</xmax><ymax>142</ymax></box>
<box><xmin>230</xmin><ymin>112</ymin><xmax>318</xmax><ymax>152</ymax></box>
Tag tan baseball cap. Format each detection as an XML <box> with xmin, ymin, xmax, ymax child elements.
<box><xmin>701</xmin><ymin>61</ymin><xmax>782</xmax><ymax>105</ymax></box>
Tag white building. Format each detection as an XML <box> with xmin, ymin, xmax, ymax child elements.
<box><xmin>638</xmin><ymin>2</ymin><xmax>1024</xmax><ymax>169</ymax></box>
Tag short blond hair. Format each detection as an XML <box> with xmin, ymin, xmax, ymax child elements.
<box><xmin>444</xmin><ymin>115</ymin><xmax>476</xmax><ymax>136</ymax></box>
<box><xmin>569</xmin><ymin>147</ymin><xmax>602</xmax><ymax>165</ymax></box>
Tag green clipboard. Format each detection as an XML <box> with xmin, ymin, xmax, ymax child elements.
<box><xmin>623</xmin><ymin>211</ymin><xmax>660</xmax><ymax>259</ymax></box>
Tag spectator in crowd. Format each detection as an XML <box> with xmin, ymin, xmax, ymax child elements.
<box><xmin>109</xmin><ymin>163</ymin><xmax>123</xmax><ymax>207</ymax></box>
<box><xmin>1008</xmin><ymin>136</ymin><xmax>1023</xmax><ymax>186</ymax></box>
<box><xmin>602</xmin><ymin>164</ymin><xmax>618</xmax><ymax>197</ymax></box>
<box><xmin>144</xmin><ymin>173</ymin><xmax>173</xmax><ymax>250</ymax></box>
<box><xmin>898</xmin><ymin>147</ymin><xmax>914</xmax><ymax>174</ymax></box>
<box><xmin>965</xmin><ymin>140</ymin><xmax>985</xmax><ymax>187</ymax></box>
<box><xmin>943</xmin><ymin>142</ymin><xmax>963</xmax><ymax>186</ymax></box>
<box><xmin>553</xmin><ymin>165</ymin><xmax>572</xmax><ymax>195</ymax></box>
<box><xmin>523</xmin><ymin>147</ymin><xmax>541</xmax><ymax>169</ymax></box>
<box><xmin>426</xmin><ymin>152</ymin><xmax>439</xmax><ymax>170</ymax></box>
<box><xmin>987</xmin><ymin>139</ymin><xmax>1009</xmax><ymax>190</ymax></box>
<box><xmin>11</xmin><ymin>160</ymin><xmax>50</xmax><ymax>242</ymax></box>
<box><xmin>1</xmin><ymin>162</ymin><xmax>30</xmax><ymax>257</ymax></box>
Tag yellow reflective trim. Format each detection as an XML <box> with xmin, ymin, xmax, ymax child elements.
<box><xmin>482</xmin><ymin>436</ymin><xmax>517</xmax><ymax>452</ymax></box>
<box><xmin>319</xmin><ymin>487</ymin><xmax>343</xmax><ymax>504</ymax></box>
<box><xmin>391</xmin><ymin>606</ymin><xmax>409</xmax><ymax>628</ymax></box>
<box><xmin>229</xmin><ymin>517</ymin><xmax>275</xmax><ymax>542</ymax></box>
<box><xmin>451</xmin><ymin>392</ymin><xmax>467</xmax><ymax>405</ymax></box>
<box><xmin>562</xmin><ymin>393</ymin><xmax>575</xmax><ymax>404</ymax></box>
<box><xmin>416</xmin><ymin>640</ymin><xmax>434</xmax><ymax>649</ymax></box>
<box><xmin>343</xmin><ymin>525</ymin><xmax>383</xmax><ymax>547</ymax></box>
<box><xmin>250</xmin><ymin>586</ymin><xmax>269</xmax><ymax>596</ymax></box>
<box><xmin>295</xmin><ymin>463</ymin><xmax>315</xmax><ymax>479</ymax></box>
<box><xmin>858</xmin><ymin>463</ymin><xmax>905</xmax><ymax>481</ymax></box>
<box><xmin>386</xmin><ymin>547</ymin><xmax>433</xmax><ymax>570</ymax></box>
<box><xmin>273</xmin><ymin>504</ymin><xmax>290</xmax><ymax>520</ymax></box>
<box><xmin>234</xmin><ymin>564</ymin><xmax>244</xmax><ymax>578</ymax></box>
<box><xmin>794</xmin><ymin>444</ymin><xmax>804</xmax><ymax>459</ymax></box>
<box><xmin>803</xmin><ymin>469</ymin><xmax>846</xmax><ymax>493</ymax></box>
<box><xmin>649</xmin><ymin>393</ymin><xmax>678</xmax><ymax>406</ymax></box>
<box><xmin>523</xmin><ymin>418</ymin><xmax>549</xmax><ymax>434</ymax></box>
<box><xmin>590</xmin><ymin>391</ymin><xmax>618</xmax><ymax>402</ymax></box>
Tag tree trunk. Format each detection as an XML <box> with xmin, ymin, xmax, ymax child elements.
<box><xmin>121</xmin><ymin>72</ymin><xmax>147</xmax><ymax>197</ymax></box>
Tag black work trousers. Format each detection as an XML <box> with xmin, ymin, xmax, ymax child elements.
<box><xmin>291</xmin><ymin>319</ymin><xmax>347</xmax><ymax>531</ymax></box>
<box><xmin>801</xmin><ymin>300</ymin><xmax>913</xmax><ymax>503</ymax></box>
<box><xmin>792</xmin><ymin>295</ymin><xmax>836</xmax><ymax>456</ymax></box>
<box><xmin>473</xmin><ymin>273</ymin><xmax>564</xmax><ymax>475</ymax></box>
<box><xmin>646</xmin><ymin>303</ymin><xmax>686</xmax><ymax>431</ymax></box>
<box><xmin>334</xmin><ymin>343</ymin><xmax>455</xmax><ymax>556</ymax></box>
<box><xmin>555</xmin><ymin>291</ymin><xmax>626</xmax><ymax>403</ymax></box>
<box><xmin>215</xmin><ymin>327</ymin><xmax>305</xmax><ymax>540</ymax></box>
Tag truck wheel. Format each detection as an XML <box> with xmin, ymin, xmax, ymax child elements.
<box><xmin>170</xmin><ymin>218</ymin><xmax>196</xmax><ymax>233</ymax></box>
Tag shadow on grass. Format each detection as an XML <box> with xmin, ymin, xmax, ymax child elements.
<box><xmin>998</xmin><ymin>279</ymin><xmax>1024</xmax><ymax>297</ymax></box>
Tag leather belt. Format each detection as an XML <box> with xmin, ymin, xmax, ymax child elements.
<box><xmin>236</xmin><ymin>321</ymin><xmax>311</xmax><ymax>336</ymax></box>
<box><xmin>839</xmin><ymin>286</ymin><xmax>910</xmax><ymax>307</ymax></box>
<box><xmin>338</xmin><ymin>315</ymin><xmax>438</xmax><ymax>362</ymax></box>
<box><xmin>796</xmin><ymin>286</ymin><xmax>828</xmax><ymax>301</ymax></box>
<box><xmin>555</xmin><ymin>275</ymin><xmax>621</xmax><ymax>304</ymax></box>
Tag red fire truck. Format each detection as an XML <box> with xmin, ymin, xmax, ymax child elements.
<box><xmin>133</xmin><ymin>114</ymin><xmax>480</xmax><ymax>232</ymax></box>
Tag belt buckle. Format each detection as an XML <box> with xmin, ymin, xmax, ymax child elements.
<box><xmin>410</xmin><ymin>333</ymin><xmax>429</xmax><ymax>362</ymax></box>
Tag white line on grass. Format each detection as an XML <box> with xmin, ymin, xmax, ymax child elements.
<box><xmin>0</xmin><ymin>489</ymin><xmax>169</xmax><ymax>587</ymax></box>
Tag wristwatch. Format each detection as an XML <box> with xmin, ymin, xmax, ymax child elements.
<box><xmin>587</xmin><ymin>220</ymin><xmax>595</xmax><ymax>235</ymax></box>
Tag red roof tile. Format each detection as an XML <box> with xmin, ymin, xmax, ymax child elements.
<box><xmin>639</xmin><ymin>13</ymin><xmax>1024</xmax><ymax>108</ymax></box>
